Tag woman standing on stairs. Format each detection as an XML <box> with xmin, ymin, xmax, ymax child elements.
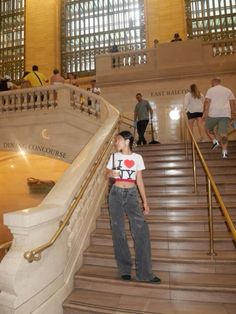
<box><xmin>106</xmin><ymin>130</ymin><xmax>161</xmax><ymax>283</ymax></box>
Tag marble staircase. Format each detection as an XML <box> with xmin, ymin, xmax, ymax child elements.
<box><xmin>63</xmin><ymin>142</ymin><xmax>236</xmax><ymax>314</ymax></box>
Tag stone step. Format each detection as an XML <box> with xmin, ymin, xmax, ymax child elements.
<box><xmin>142</xmin><ymin>154</ymin><xmax>236</xmax><ymax>162</ymax></box>
<box><xmin>144</xmin><ymin>159</ymin><xmax>236</xmax><ymax>169</ymax></box>
<box><xmin>84</xmin><ymin>245</ymin><xmax>236</xmax><ymax>274</ymax></box>
<box><xmin>101</xmin><ymin>205</ymin><xmax>236</xmax><ymax>217</ymax></box>
<box><xmin>73</xmin><ymin>265</ymin><xmax>236</xmax><ymax>304</ymax></box>
<box><xmin>91</xmin><ymin>229</ymin><xmax>236</xmax><ymax>251</ymax></box>
<box><xmin>63</xmin><ymin>288</ymin><xmax>236</xmax><ymax>314</ymax></box>
<box><xmin>96</xmin><ymin>216</ymin><xmax>235</xmax><ymax>232</ymax></box>
<box><xmin>143</xmin><ymin>176</ymin><xmax>236</xmax><ymax>185</ymax></box>
<box><xmin>135</xmin><ymin>141</ymin><xmax>236</xmax><ymax>152</ymax></box>
<box><xmin>144</xmin><ymin>167</ymin><xmax>236</xmax><ymax>177</ymax></box>
<box><xmin>144</xmin><ymin>186</ymin><xmax>236</xmax><ymax>195</ymax></box>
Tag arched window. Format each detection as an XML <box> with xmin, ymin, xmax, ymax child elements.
<box><xmin>0</xmin><ymin>0</ymin><xmax>25</xmax><ymax>80</ymax></box>
<box><xmin>61</xmin><ymin>0</ymin><xmax>146</xmax><ymax>76</ymax></box>
<box><xmin>185</xmin><ymin>0</ymin><xmax>236</xmax><ymax>40</ymax></box>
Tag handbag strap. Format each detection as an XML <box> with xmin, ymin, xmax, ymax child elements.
<box><xmin>33</xmin><ymin>71</ymin><xmax>43</xmax><ymax>86</ymax></box>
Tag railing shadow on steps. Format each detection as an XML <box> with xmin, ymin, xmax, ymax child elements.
<box><xmin>0</xmin><ymin>84</ymin><xmax>120</xmax><ymax>314</ymax></box>
<box><xmin>183</xmin><ymin>112</ymin><xmax>236</xmax><ymax>256</ymax></box>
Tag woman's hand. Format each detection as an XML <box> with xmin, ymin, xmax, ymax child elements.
<box><xmin>143</xmin><ymin>202</ymin><xmax>150</xmax><ymax>215</ymax></box>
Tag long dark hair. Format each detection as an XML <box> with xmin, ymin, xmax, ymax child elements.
<box><xmin>190</xmin><ymin>84</ymin><xmax>201</xmax><ymax>99</ymax></box>
<box><xmin>118</xmin><ymin>131</ymin><xmax>134</xmax><ymax>150</ymax></box>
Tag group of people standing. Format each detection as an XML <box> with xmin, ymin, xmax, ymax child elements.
<box><xmin>185</xmin><ymin>78</ymin><xmax>235</xmax><ymax>159</ymax></box>
<box><xmin>0</xmin><ymin>65</ymin><xmax>101</xmax><ymax>94</ymax></box>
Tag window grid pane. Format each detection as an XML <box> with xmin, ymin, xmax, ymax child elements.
<box><xmin>61</xmin><ymin>0</ymin><xmax>146</xmax><ymax>76</ymax></box>
<box><xmin>185</xmin><ymin>0</ymin><xmax>236</xmax><ymax>40</ymax></box>
<box><xmin>0</xmin><ymin>0</ymin><xmax>25</xmax><ymax>80</ymax></box>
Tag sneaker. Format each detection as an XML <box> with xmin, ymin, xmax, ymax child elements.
<box><xmin>222</xmin><ymin>152</ymin><xmax>229</xmax><ymax>159</ymax></box>
<box><xmin>149</xmin><ymin>276</ymin><xmax>161</xmax><ymax>284</ymax></box>
<box><xmin>138</xmin><ymin>276</ymin><xmax>161</xmax><ymax>284</ymax></box>
<box><xmin>121</xmin><ymin>275</ymin><xmax>131</xmax><ymax>281</ymax></box>
<box><xmin>211</xmin><ymin>141</ymin><xmax>220</xmax><ymax>150</ymax></box>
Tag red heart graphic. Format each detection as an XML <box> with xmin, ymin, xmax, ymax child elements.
<box><xmin>124</xmin><ymin>160</ymin><xmax>135</xmax><ymax>168</ymax></box>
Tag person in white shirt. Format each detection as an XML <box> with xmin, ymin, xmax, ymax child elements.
<box><xmin>203</xmin><ymin>78</ymin><xmax>235</xmax><ymax>158</ymax></box>
<box><xmin>184</xmin><ymin>84</ymin><xmax>206</xmax><ymax>141</ymax></box>
<box><xmin>106</xmin><ymin>131</ymin><xmax>161</xmax><ymax>284</ymax></box>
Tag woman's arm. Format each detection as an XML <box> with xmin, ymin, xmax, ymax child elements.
<box><xmin>136</xmin><ymin>170</ymin><xmax>150</xmax><ymax>215</ymax></box>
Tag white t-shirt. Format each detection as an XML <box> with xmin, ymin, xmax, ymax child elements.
<box><xmin>205</xmin><ymin>85</ymin><xmax>235</xmax><ymax>118</ymax></box>
<box><xmin>184</xmin><ymin>92</ymin><xmax>204</xmax><ymax>113</ymax></box>
<box><xmin>107</xmin><ymin>152</ymin><xmax>145</xmax><ymax>182</ymax></box>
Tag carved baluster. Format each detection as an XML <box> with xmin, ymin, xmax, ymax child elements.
<box><xmin>143</xmin><ymin>53</ymin><xmax>147</xmax><ymax>64</ymax></box>
<box><xmin>80</xmin><ymin>93</ymin><xmax>85</xmax><ymax>111</ymax></box>
<box><xmin>35</xmin><ymin>91</ymin><xmax>41</xmax><ymax>109</ymax></box>
<box><xmin>10</xmin><ymin>94</ymin><xmax>16</xmax><ymax>112</ymax></box>
<box><xmin>212</xmin><ymin>44</ymin><xmax>217</xmax><ymax>57</ymax></box>
<box><xmin>224</xmin><ymin>44</ymin><xmax>228</xmax><ymax>55</ymax></box>
<box><xmin>15</xmin><ymin>94</ymin><xmax>22</xmax><ymax>111</ymax></box>
<box><xmin>0</xmin><ymin>96</ymin><xmax>5</xmax><ymax>112</ymax></box>
<box><xmin>127</xmin><ymin>55</ymin><xmax>131</xmax><ymax>66</ymax></box>
<box><xmin>5</xmin><ymin>96</ymin><xmax>10</xmax><ymax>112</ymax></box>
<box><xmin>117</xmin><ymin>56</ymin><xmax>121</xmax><ymax>67</ymax></box>
<box><xmin>122</xmin><ymin>55</ymin><xmax>126</xmax><ymax>66</ymax></box>
<box><xmin>218</xmin><ymin>45</ymin><xmax>222</xmax><ymax>56</ymax></box>
<box><xmin>41</xmin><ymin>90</ymin><xmax>48</xmax><ymax>108</ymax></box>
<box><xmin>28</xmin><ymin>92</ymin><xmax>35</xmax><ymax>110</ymax></box>
<box><xmin>229</xmin><ymin>42</ymin><xmax>234</xmax><ymax>54</ymax></box>
<box><xmin>48</xmin><ymin>89</ymin><xmax>54</xmax><ymax>107</ymax></box>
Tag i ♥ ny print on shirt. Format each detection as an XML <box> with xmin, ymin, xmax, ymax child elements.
<box><xmin>107</xmin><ymin>152</ymin><xmax>145</xmax><ymax>182</ymax></box>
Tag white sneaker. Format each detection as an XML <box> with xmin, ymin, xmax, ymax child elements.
<box><xmin>222</xmin><ymin>152</ymin><xmax>229</xmax><ymax>159</ymax></box>
<box><xmin>211</xmin><ymin>141</ymin><xmax>219</xmax><ymax>150</ymax></box>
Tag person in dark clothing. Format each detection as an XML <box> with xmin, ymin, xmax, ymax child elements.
<box><xmin>134</xmin><ymin>93</ymin><xmax>153</xmax><ymax>145</ymax></box>
<box><xmin>171</xmin><ymin>33</ymin><xmax>182</xmax><ymax>42</ymax></box>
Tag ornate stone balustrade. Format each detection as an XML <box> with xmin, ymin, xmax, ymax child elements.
<box><xmin>0</xmin><ymin>84</ymin><xmax>101</xmax><ymax>118</ymax></box>
<box><xmin>96</xmin><ymin>39</ymin><xmax>236</xmax><ymax>84</ymax></box>
<box><xmin>0</xmin><ymin>87</ymin><xmax>119</xmax><ymax>313</ymax></box>
<box><xmin>211</xmin><ymin>39</ymin><xmax>236</xmax><ymax>57</ymax></box>
<box><xmin>111</xmin><ymin>50</ymin><xmax>148</xmax><ymax>68</ymax></box>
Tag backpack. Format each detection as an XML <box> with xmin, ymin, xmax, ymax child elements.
<box><xmin>0</xmin><ymin>79</ymin><xmax>9</xmax><ymax>91</ymax></box>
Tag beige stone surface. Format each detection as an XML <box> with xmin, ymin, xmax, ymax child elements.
<box><xmin>0</xmin><ymin>152</ymin><xmax>68</xmax><ymax>249</ymax></box>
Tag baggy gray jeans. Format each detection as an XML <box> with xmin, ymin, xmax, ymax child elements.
<box><xmin>108</xmin><ymin>185</ymin><xmax>155</xmax><ymax>281</ymax></box>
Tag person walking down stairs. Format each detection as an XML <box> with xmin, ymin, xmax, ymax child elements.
<box><xmin>106</xmin><ymin>130</ymin><xmax>161</xmax><ymax>283</ymax></box>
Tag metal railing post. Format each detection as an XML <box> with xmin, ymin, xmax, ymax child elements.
<box><xmin>207</xmin><ymin>178</ymin><xmax>217</xmax><ymax>256</ymax></box>
<box><xmin>192</xmin><ymin>141</ymin><xmax>197</xmax><ymax>193</ymax></box>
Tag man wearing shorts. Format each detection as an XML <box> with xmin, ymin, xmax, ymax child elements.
<box><xmin>203</xmin><ymin>78</ymin><xmax>235</xmax><ymax>158</ymax></box>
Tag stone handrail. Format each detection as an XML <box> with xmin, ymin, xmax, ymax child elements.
<box><xmin>0</xmin><ymin>86</ymin><xmax>120</xmax><ymax>314</ymax></box>
<box><xmin>0</xmin><ymin>84</ymin><xmax>101</xmax><ymax>118</ymax></box>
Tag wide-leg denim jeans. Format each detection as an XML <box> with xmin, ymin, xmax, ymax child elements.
<box><xmin>108</xmin><ymin>185</ymin><xmax>155</xmax><ymax>281</ymax></box>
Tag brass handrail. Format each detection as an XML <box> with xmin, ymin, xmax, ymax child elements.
<box><xmin>0</xmin><ymin>241</ymin><xmax>12</xmax><ymax>252</ymax></box>
<box><xmin>24</xmin><ymin>123</ymin><xmax>119</xmax><ymax>263</ymax></box>
<box><xmin>183</xmin><ymin>113</ymin><xmax>236</xmax><ymax>254</ymax></box>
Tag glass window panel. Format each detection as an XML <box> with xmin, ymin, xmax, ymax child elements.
<box><xmin>0</xmin><ymin>0</ymin><xmax>25</xmax><ymax>80</ymax></box>
<box><xmin>61</xmin><ymin>0</ymin><xmax>146</xmax><ymax>76</ymax></box>
<box><xmin>185</xmin><ymin>0</ymin><xmax>236</xmax><ymax>40</ymax></box>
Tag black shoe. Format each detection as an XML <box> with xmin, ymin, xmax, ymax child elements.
<box><xmin>143</xmin><ymin>140</ymin><xmax>147</xmax><ymax>145</ymax></box>
<box><xmin>121</xmin><ymin>275</ymin><xmax>131</xmax><ymax>281</ymax></box>
<box><xmin>136</xmin><ymin>140</ymin><xmax>141</xmax><ymax>146</ymax></box>
<box><xmin>149</xmin><ymin>276</ymin><xmax>161</xmax><ymax>284</ymax></box>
